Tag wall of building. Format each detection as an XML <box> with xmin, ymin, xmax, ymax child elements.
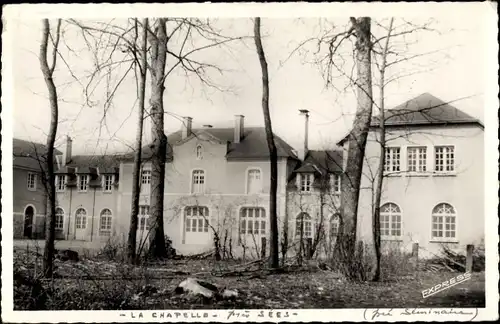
<box><xmin>13</xmin><ymin>167</ymin><xmax>47</xmax><ymax>239</ymax></box>
<box><xmin>55</xmin><ymin>134</ymin><xmax>294</xmax><ymax>257</ymax></box>
<box><xmin>285</xmin><ymin>189</ymin><xmax>341</xmax><ymax>258</ymax></box>
<box><xmin>55</xmin><ymin>181</ymin><xmax>119</xmax><ymax>243</ymax></box>
<box><xmin>356</xmin><ymin>124</ymin><xmax>484</xmax><ymax>257</ymax></box>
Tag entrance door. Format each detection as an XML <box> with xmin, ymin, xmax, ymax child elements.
<box><xmin>24</xmin><ymin>206</ymin><xmax>34</xmax><ymax>238</ymax></box>
<box><xmin>74</xmin><ymin>208</ymin><xmax>87</xmax><ymax>240</ymax></box>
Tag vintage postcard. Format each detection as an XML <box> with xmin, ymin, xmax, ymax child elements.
<box><xmin>1</xmin><ymin>2</ymin><xmax>498</xmax><ymax>323</ymax></box>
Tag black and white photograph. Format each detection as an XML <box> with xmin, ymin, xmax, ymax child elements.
<box><xmin>1</xmin><ymin>2</ymin><xmax>498</xmax><ymax>322</ymax></box>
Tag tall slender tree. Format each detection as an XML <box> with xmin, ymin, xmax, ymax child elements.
<box><xmin>39</xmin><ymin>18</ymin><xmax>62</xmax><ymax>277</ymax></box>
<box><xmin>371</xmin><ymin>18</ymin><xmax>394</xmax><ymax>282</ymax></box>
<box><xmin>253</xmin><ymin>17</ymin><xmax>279</xmax><ymax>268</ymax></box>
<box><xmin>127</xmin><ymin>18</ymin><xmax>149</xmax><ymax>263</ymax></box>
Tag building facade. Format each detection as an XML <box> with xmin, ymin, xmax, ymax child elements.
<box><xmin>13</xmin><ymin>93</ymin><xmax>485</xmax><ymax>258</ymax></box>
<box><xmin>355</xmin><ymin>93</ymin><xmax>485</xmax><ymax>257</ymax></box>
<box><xmin>13</xmin><ymin>138</ymin><xmax>61</xmax><ymax>239</ymax></box>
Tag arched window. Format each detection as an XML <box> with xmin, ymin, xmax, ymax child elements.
<box><xmin>196</xmin><ymin>145</ymin><xmax>203</xmax><ymax>160</ymax></box>
<box><xmin>295</xmin><ymin>212</ymin><xmax>312</xmax><ymax>238</ymax></box>
<box><xmin>75</xmin><ymin>208</ymin><xmax>87</xmax><ymax>229</ymax></box>
<box><xmin>55</xmin><ymin>208</ymin><xmax>64</xmax><ymax>230</ymax></box>
<box><xmin>185</xmin><ymin>206</ymin><xmax>209</xmax><ymax>233</ymax></box>
<box><xmin>247</xmin><ymin>169</ymin><xmax>262</xmax><ymax>194</ymax></box>
<box><xmin>239</xmin><ymin>207</ymin><xmax>266</xmax><ymax>235</ymax></box>
<box><xmin>432</xmin><ymin>203</ymin><xmax>456</xmax><ymax>239</ymax></box>
<box><xmin>380</xmin><ymin>203</ymin><xmax>402</xmax><ymax>239</ymax></box>
<box><xmin>100</xmin><ymin>209</ymin><xmax>112</xmax><ymax>236</ymax></box>
<box><xmin>191</xmin><ymin>170</ymin><xmax>205</xmax><ymax>194</ymax></box>
<box><xmin>330</xmin><ymin>213</ymin><xmax>340</xmax><ymax>241</ymax></box>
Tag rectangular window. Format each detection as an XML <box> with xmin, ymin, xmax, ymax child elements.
<box><xmin>435</xmin><ymin>146</ymin><xmax>455</xmax><ymax>172</ymax></box>
<box><xmin>295</xmin><ymin>216</ymin><xmax>312</xmax><ymax>238</ymax></box>
<box><xmin>141</xmin><ymin>170</ymin><xmax>151</xmax><ymax>184</ymax></box>
<box><xmin>56</xmin><ymin>175</ymin><xmax>66</xmax><ymax>192</ymax></box>
<box><xmin>55</xmin><ymin>212</ymin><xmax>64</xmax><ymax>230</ymax></box>
<box><xmin>390</xmin><ymin>215</ymin><xmax>402</xmax><ymax>236</ymax></box>
<box><xmin>27</xmin><ymin>173</ymin><xmax>36</xmax><ymax>191</ymax></box>
<box><xmin>432</xmin><ymin>215</ymin><xmax>444</xmax><ymax>238</ymax></box>
<box><xmin>384</xmin><ymin>147</ymin><xmax>401</xmax><ymax>172</ymax></box>
<box><xmin>139</xmin><ymin>205</ymin><xmax>150</xmax><ymax>231</ymax></box>
<box><xmin>185</xmin><ymin>206</ymin><xmax>209</xmax><ymax>233</ymax></box>
<box><xmin>330</xmin><ymin>174</ymin><xmax>341</xmax><ymax>194</ymax></box>
<box><xmin>247</xmin><ymin>169</ymin><xmax>262</xmax><ymax>194</ymax></box>
<box><xmin>407</xmin><ymin>147</ymin><xmax>427</xmax><ymax>172</ymax></box>
<box><xmin>380</xmin><ymin>214</ymin><xmax>390</xmax><ymax>236</ymax></box>
<box><xmin>432</xmin><ymin>215</ymin><xmax>456</xmax><ymax>239</ymax></box>
<box><xmin>300</xmin><ymin>173</ymin><xmax>314</xmax><ymax>192</ymax></box>
<box><xmin>141</xmin><ymin>170</ymin><xmax>151</xmax><ymax>193</ymax></box>
<box><xmin>103</xmin><ymin>175</ymin><xmax>114</xmax><ymax>192</ymax></box>
<box><xmin>240</xmin><ymin>207</ymin><xmax>266</xmax><ymax>235</ymax></box>
<box><xmin>78</xmin><ymin>175</ymin><xmax>89</xmax><ymax>192</ymax></box>
<box><xmin>192</xmin><ymin>170</ymin><xmax>205</xmax><ymax>194</ymax></box>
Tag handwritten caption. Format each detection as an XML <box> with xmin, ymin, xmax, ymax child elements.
<box><xmin>365</xmin><ymin>308</ymin><xmax>479</xmax><ymax>321</ymax></box>
<box><xmin>121</xmin><ymin>310</ymin><xmax>299</xmax><ymax>321</ymax></box>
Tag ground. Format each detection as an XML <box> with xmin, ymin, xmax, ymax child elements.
<box><xmin>12</xmin><ymin>241</ymin><xmax>485</xmax><ymax>310</ymax></box>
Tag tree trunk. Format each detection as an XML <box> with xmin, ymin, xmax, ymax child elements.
<box><xmin>337</xmin><ymin>17</ymin><xmax>373</xmax><ymax>281</ymax></box>
<box><xmin>127</xmin><ymin>18</ymin><xmax>148</xmax><ymax>264</ymax></box>
<box><xmin>311</xmin><ymin>190</ymin><xmax>325</xmax><ymax>258</ymax></box>
<box><xmin>39</xmin><ymin>18</ymin><xmax>61</xmax><ymax>278</ymax></box>
<box><xmin>254</xmin><ymin>17</ymin><xmax>279</xmax><ymax>269</ymax></box>
<box><xmin>371</xmin><ymin>18</ymin><xmax>394</xmax><ymax>282</ymax></box>
<box><xmin>147</xmin><ymin>18</ymin><xmax>168</xmax><ymax>258</ymax></box>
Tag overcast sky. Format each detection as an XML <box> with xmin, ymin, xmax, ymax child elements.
<box><xmin>6</xmin><ymin>4</ymin><xmax>494</xmax><ymax>156</ymax></box>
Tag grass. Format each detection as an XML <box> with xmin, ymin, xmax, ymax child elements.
<box><xmin>13</xmin><ymin>247</ymin><xmax>485</xmax><ymax>310</ymax></box>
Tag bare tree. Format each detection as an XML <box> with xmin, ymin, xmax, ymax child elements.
<box><xmin>39</xmin><ymin>18</ymin><xmax>62</xmax><ymax>278</ymax></box>
<box><xmin>127</xmin><ymin>18</ymin><xmax>148</xmax><ymax>263</ymax></box>
<box><xmin>69</xmin><ymin>18</ymin><xmax>246</xmax><ymax>259</ymax></box>
<box><xmin>253</xmin><ymin>17</ymin><xmax>279</xmax><ymax>269</ymax></box>
<box><xmin>370</xmin><ymin>18</ymin><xmax>394</xmax><ymax>282</ymax></box>
<box><xmin>146</xmin><ymin>18</ymin><xmax>169</xmax><ymax>258</ymax></box>
<box><xmin>334</xmin><ymin>17</ymin><xmax>374</xmax><ymax>281</ymax></box>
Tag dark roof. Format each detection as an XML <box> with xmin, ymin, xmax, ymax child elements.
<box><xmin>338</xmin><ymin>93</ymin><xmax>483</xmax><ymax>145</ymax></box>
<box><xmin>13</xmin><ymin>138</ymin><xmax>62</xmax><ymax>171</ymax></box>
<box><xmin>120</xmin><ymin>127</ymin><xmax>298</xmax><ymax>161</ymax></box>
<box><xmin>372</xmin><ymin>93</ymin><xmax>483</xmax><ymax>128</ymax></box>
<box><xmin>294</xmin><ymin>150</ymin><xmax>343</xmax><ymax>174</ymax></box>
<box><xmin>56</xmin><ymin>155</ymin><xmax>120</xmax><ymax>174</ymax></box>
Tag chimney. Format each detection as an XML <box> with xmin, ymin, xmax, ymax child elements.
<box><xmin>299</xmin><ymin>109</ymin><xmax>309</xmax><ymax>161</ymax></box>
<box><xmin>62</xmin><ymin>135</ymin><xmax>73</xmax><ymax>166</ymax></box>
<box><xmin>182</xmin><ymin>117</ymin><xmax>193</xmax><ymax>140</ymax></box>
<box><xmin>234</xmin><ymin>115</ymin><xmax>244</xmax><ymax>143</ymax></box>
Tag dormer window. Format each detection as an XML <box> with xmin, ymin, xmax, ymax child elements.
<box><xmin>329</xmin><ymin>173</ymin><xmax>341</xmax><ymax>194</ymax></box>
<box><xmin>78</xmin><ymin>174</ymin><xmax>89</xmax><ymax>192</ymax></box>
<box><xmin>102</xmin><ymin>174</ymin><xmax>114</xmax><ymax>192</ymax></box>
<box><xmin>141</xmin><ymin>169</ymin><xmax>151</xmax><ymax>193</ymax></box>
<box><xmin>56</xmin><ymin>175</ymin><xmax>66</xmax><ymax>192</ymax></box>
<box><xmin>298</xmin><ymin>173</ymin><xmax>314</xmax><ymax>193</ymax></box>
<box><xmin>196</xmin><ymin>145</ymin><xmax>203</xmax><ymax>160</ymax></box>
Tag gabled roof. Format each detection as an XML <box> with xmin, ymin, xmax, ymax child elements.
<box><xmin>13</xmin><ymin>138</ymin><xmax>62</xmax><ymax>171</ymax></box>
<box><xmin>371</xmin><ymin>93</ymin><xmax>483</xmax><ymax>128</ymax></box>
<box><xmin>294</xmin><ymin>150</ymin><xmax>343</xmax><ymax>174</ymax></box>
<box><xmin>120</xmin><ymin>127</ymin><xmax>299</xmax><ymax>161</ymax></box>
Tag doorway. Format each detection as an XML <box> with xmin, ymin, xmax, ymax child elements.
<box><xmin>24</xmin><ymin>206</ymin><xmax>34</xmax><ymax>238</ymax></box>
